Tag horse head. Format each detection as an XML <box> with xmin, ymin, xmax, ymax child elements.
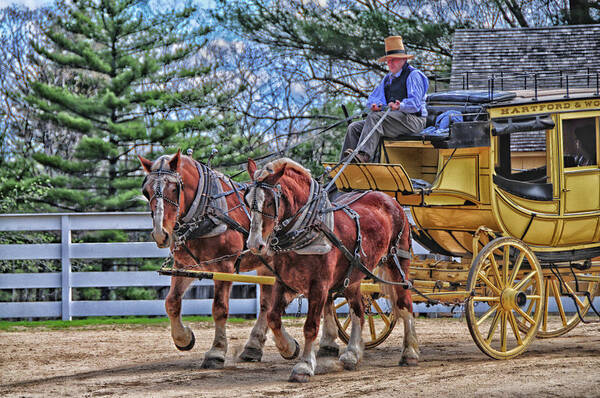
<box><xmin>139</xmin><ymin>150</ymin><xmax>194</xmax><ymax>248</ymax></box>
<box><xmin>246</xmin><ymin>157</ymin><xmax>311</xmax><ymax>255</ymax></box>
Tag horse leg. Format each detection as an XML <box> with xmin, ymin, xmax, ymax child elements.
<box><xmin>289</xmin><ymin>284</ymin><xmax>327</xmax><ymax>383</ymax></box>
<box><xmin>317</xmin><ymin>294</ymin><xmax>340</xmax><ymax>358</ymax></box>
<box><xmin>267</xmin><ymin>283</ymin><xmax>300</xmax><ymax>361</ymax></box>
<box><xmin>387</xmin><ymin>259</ymin><xmax>420</xmax><ymax>366</ymax></box>
<box><xmin>338</xmin><ymin>285</ymin><xmax>365</xmax><ymax>370</ymax></box>
<box><xmin>201</xmin><ymin>280</ymin><xmax>231</xmax><ymax>369</ymax></box>
<box><xmin>165</xmin><ymin>276</ymin><xmax>196</xmax><ymax>351</ymax></box>
<box><xmin>239</xmin><ymin>284</ymin><xmax>271</xmax><ymax>362</ymax></box>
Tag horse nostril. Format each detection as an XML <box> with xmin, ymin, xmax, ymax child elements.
<box><xmin>258</xmin><ymin>243</ymin><xmax>265</xmax><ymax>252</ymax></box>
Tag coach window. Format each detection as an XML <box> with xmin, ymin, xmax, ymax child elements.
<box><xmin>495</xmin><ymin>130</ymin><xmax>550</xmax><ymax>183</ymax></box>
<box><xmin>562</xmin><ymin>117</ymin><xmax>598</xmax><ymax>168</ymax></box>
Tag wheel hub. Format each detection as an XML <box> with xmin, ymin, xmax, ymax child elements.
<box><xmin>500</xmin><ymin>288</ymin><xmax>526</xmax><ymax>311</ymax></box>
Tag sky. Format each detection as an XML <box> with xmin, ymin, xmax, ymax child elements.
<box><xmin>0</xmin><ymin>0</ymin><xmax>215</xmax><ymax>9</ymax></box>
<box><xmin>0</xmin><ymin>0</ymin><xmax>51</xmax><ymax>8</ymax></box>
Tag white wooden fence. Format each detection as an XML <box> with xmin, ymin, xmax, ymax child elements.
<box><xmin>0</xmin><ymin>213</ymin><xmax>270</xmax><ymax>320</ymax></box>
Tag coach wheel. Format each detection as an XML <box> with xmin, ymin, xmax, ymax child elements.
<box><xmin>466</xmin><ymin>237</ymin><xmax>544</xmax><ymax>360</ymax></box>
<box><xmin>517</xmin><ymin>271</ymin><xmax>599</xmax><ymax>338</ymax></box>
<box><xmin>333</xmin><ymin>292</ymin><xmax>397</xmax><ymax>349</ymax></box>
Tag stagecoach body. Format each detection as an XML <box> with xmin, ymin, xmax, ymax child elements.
<box><xmin>331</xmin><ymin>89</ymin><xmax>600</xmax><ymax>260</ymax></box>
<box><xmin>326</xmin><ymin>84</ymin><xmax>600</xmax><ymax>359</ymax></box>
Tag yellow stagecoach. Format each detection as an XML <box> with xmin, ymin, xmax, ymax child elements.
<box><xmin>326</xmin><ymin>79</ymin><xmax>600</xmax><ymax>359</ymax></box>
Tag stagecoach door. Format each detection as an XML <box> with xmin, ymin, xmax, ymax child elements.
<box><xmin>558</xmin><ymin>112</ymin><xmax>600</xmax><ymax>245</ymax></box>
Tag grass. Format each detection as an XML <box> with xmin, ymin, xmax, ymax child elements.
<box><xmin>0</xmin><ymin>315</ymin><xmax>252</xmax><ymax>332</ymax></box>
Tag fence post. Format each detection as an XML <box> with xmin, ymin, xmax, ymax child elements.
<box><xmin>61</xmin><ymin>215</ymin><xmax>72</xmax><ymax>320</ymax></box>
<box><xmin>255</xmin><ymin>283</ymin><xmax>261</xmax><ymax>318</ymax></box>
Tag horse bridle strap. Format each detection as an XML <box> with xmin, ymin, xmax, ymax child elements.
<box><xmin>249</xmin><ymin>181</ymin><xmax>282</xmax><ymax>221</ymax></box>
<box><xmin>144</xmin><ymin>169</ymin><xmax>184</xmax><ymax>209</ymax></box>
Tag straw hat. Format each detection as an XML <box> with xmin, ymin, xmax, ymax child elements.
<box><xmin>377</xmin><ymin>36</ymin><xmax>414</xmax><ymax>62</ymax></box>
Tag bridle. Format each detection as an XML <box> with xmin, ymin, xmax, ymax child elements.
<box><xmin>142</xmin><ymin>169</ymin><xmax>184</xmax><ymax>216</ymax></box>
<box><xmin>246</xmin><ymin>180</ymin><xmax>282</xmax><ymax>222</ymax></box>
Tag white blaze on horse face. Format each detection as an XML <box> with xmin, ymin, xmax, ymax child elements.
<box><xmin>247</xmin><ymin>186</ymin><xmax>268</xmax><ymax>254</ymax></box>
<box><xmin>151</xmin><ymin>177</ymin><xmax>168</xmax><ymax>246</ymax></box>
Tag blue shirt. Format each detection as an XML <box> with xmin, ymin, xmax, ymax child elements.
<box><xmin>366</xmin><ymin>65</ymin><xmax>429</xmax><ymax>117</ymax></box>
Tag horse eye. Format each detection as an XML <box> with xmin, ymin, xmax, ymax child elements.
<box><xmin>142</xmin><ymin>189</ymin><xmax>150</xmax><ymax>199</ymax></box>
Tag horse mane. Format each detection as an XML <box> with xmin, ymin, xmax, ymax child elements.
<box><xmin>255</xmin><ymin>157</ymin><xmax>312</xmax><ymax>182</ymax></box>
<box><xmin>151</xmin><ymin>153</ymin><xmax>226</xmax><ymax>178</ymax></box>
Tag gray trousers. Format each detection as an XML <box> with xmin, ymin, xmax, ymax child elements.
<box><xmin>341</xmin><ymin>110</ymin><xmax>427</xmax><ymax>161</ymax></box>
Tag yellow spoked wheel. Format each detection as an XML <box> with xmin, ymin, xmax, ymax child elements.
<box><xmin>333</xmin><ymin>292</ymin><xmax>397</xmax><ymax>349</ymax></box>
<box><xmin>466</xmin><ymin>237</ymin><xmax>544</xmax><ymax>360</ymax></box>
<box><xmin>517</xmin><ymin>271</ymin><xmax>599</xmax><ymax>338</ymax></box>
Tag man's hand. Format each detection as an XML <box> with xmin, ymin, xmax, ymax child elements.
<box><xmin>389</xmin><ymin>100</ymin><xmax>401</xmax><ymax>111</ymax></box>
<box><xmin>370</xmin><ymin>103</ymin><xmax>382</xmax><ymax>112</ymax></box>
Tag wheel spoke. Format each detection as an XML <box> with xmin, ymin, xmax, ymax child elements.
<box><xmin>371</xmin><ymin>299</ymin><xmax>391</xmax><ymax>326</ymax></box>
<box><xmin>335</xmin><ymin>300</ymin><xmax>348</xmax><ymax>310</ymax></box>
<box><xmin>500</xmin><ymin>311</ymin><xmax>508</xmax><ymax>352</ymax></box>
<box><xmin>368</xmin><ymin>313</ymin><xmax>376</xmax><ymax>341</ymax></box>
<box><xmin>524</xmin><ymin>292</ymin><xmax>535</xmax><ymax>317</ymax></box>
<box><xmin>342</xmin><ymin>314</ymin><xmax>351</xmax><ymax>331</ymax></box>
<box><xmin>508</xmin><ymin>252</ymin><xmax>525</xmax><ymax>286</ymax></box>
<box><xmin>472</xmin><ymin>296</ymin><xmax>500</xmax><ymax>302</ymax></box>
<box><xmin>478</xmin><ymin>271</ymin><xmax>502</xmax><ymax>295</ymax></box>
<box><xmin>477</xmin><ymin>304</ymin><xmax>500</xmax><ymax>327</ymax></box>
<box><xmin>542</xmin><ymin>279</ymin><xmax>549</xmax><ymax>332</ymax></box>
<box><xmin>488</xmin><ymin>255</ymin><xmax>504</xmax><ymax>289</ymax></box>
<box><xmin>525</xmin><ymin>295</ymin><xmax>542</xmax><ymax>300</ymax></box>
<box><xmin>514</xmin><ymin>270</ymin><xmax>538</xmax><ymax>291</ymax></box>
<box><xmin>563</xmin><ymin>282</ymin><xmax>586</xmax><ymax>309</ymax></box>
<box><xmin>502</xmin><ymin>246</ymin><xmax>510</xmax><ymax>286</ymax></box>
<box><xmin>550</xmin><ymin>280</ymin><xmax>568</xmax><ymax>327</ymax></box>
<box><xmin>515</xmin><ymin>306</ymin><xmax>535</xmax><ymax>325</ymax></box>
<box><xmin>507</xmin><ymin>311</ymin><xmax>523</xmax><ymax>345</ymax></box>
<box><xmin>485</xmin><ymin>310</ymin><xmax>501</xmax><ymax>344</ymax></box>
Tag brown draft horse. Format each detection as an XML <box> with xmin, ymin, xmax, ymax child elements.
<box><xmin>139</xmin><ymin>150</ymin><xmax>297</xmax><ymax>368</ymax></box>
<box><xmin>246</xmin><ymin>158</ymin><xmax>419</xmax><ymax>382</ymax></box>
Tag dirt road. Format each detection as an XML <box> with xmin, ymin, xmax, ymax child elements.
<box><xmin>1</xmin><ymin>317</ymin><xmax>599</xmax><ymax>397</ymax></box>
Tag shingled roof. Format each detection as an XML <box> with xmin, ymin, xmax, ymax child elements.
<box><xmin>450</xmin><ymin>25</ymin><xmax>600</xmax><ymax>91</ymax></box>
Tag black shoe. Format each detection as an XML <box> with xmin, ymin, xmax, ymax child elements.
<box><xmin>351</xmin><ymin>151</ymin><xmax>370</xmax><ymax>163</ymax></box>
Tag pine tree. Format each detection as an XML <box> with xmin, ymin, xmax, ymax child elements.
<box><xmin>26</xmin><ymin>0</ymin><xmax>237</xmax><ymax>211</ymax></box>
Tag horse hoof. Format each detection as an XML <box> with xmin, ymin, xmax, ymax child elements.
<box><xmin>174</xmin><ymin>331</ymin><xmax>195</xmax><ymax>351</ymax></box>
<box><xmin>201</xmin><ymin>356</ymin><xmax>225</xmax><ymax>369</ymax></box>
<box><xmin>399</xmin><ymin>357</ymin><xmax>419</xmax><ymax>367</ymax></box>
<box><xmin>281</xmin><ymin>339</ymin><xmax>300</xmax><ymax>360</ymax></box>
<box><xmin>316</xmin><ymin>345</ymin><xmax>339</xmax><ymax>358</ymax></box>
<box><xmin>239</xmin><ymin>347</ymin><xmax>263</xmax><ymax>362</ymax></box>
<box><xmin>288</xmin><ymin>372</ymin><xmax>310</xmax><ymax>383</ymax></box>
<box><xmin>339</xmin><ymin>352</ymin><xmax>359</xmax><ymax>371</ymax></box>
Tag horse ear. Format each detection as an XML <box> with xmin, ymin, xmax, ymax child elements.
<box><xmin>247</xmin><ymin>158</ymin><xmax>257</xmax><ymax>180</ymax></box>
<box><xmin>169</xmin><ymin>149</ymin><xmax>182</xmax><ymax>172</ymax></box>
<box><xmin>138</xmin><ymin>155</ymin><xmax>153</xmax><ymax>173</ymax></box>
<box><xmin>267</xmin><ymin>164</ymin><xmax>287</xmax><ymax>184</ymax></box>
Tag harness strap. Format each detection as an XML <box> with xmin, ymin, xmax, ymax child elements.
<box><xmin>181</xmin><ymin>162</ymin><xmax>209</xmax><ymax>223</ymax></box>
<box><xmin>211</xmin><ymin>210</ymin><xmax>250</xmax><ymax>236</ymax></box>
<box><xmin>315</xmin><ymin>222</ymin><xmax>410</xmax><ymax>289</ymax></box>
<box><xmin>325</xmin><ymin>191</ymin><xmax>371</xmax><ymax>213</ymax></box>
<box><xmin>271</xmin><ymin>179</ymin><xmax>328</xmax><ymax>252</ymax></box>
